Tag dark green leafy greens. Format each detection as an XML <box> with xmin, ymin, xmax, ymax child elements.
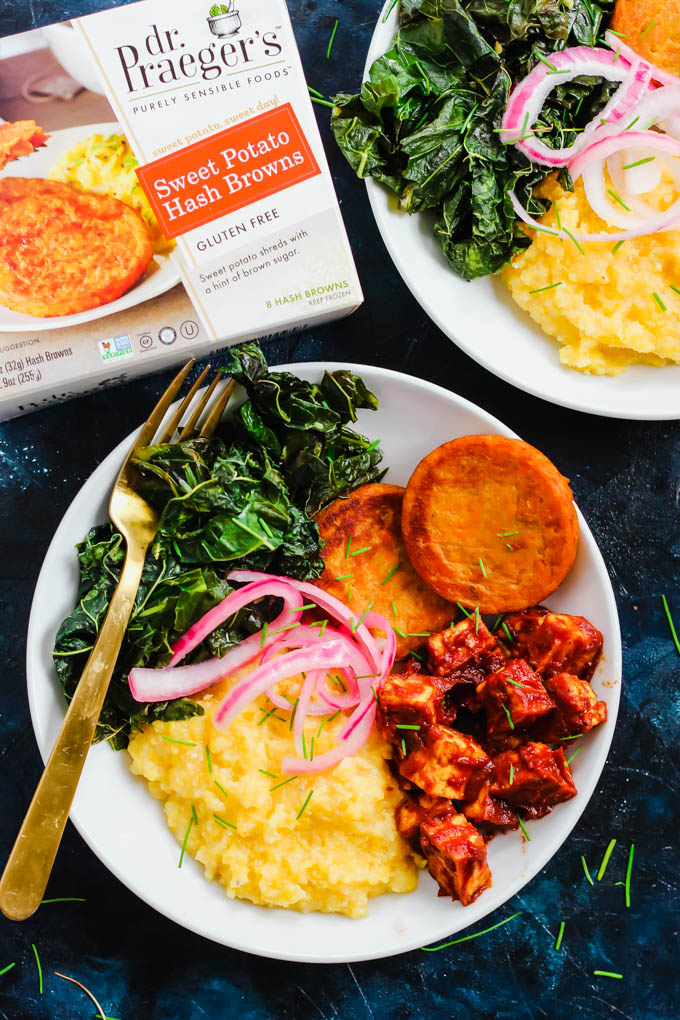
<box><xmin>332</xmin><ymin>0</ymin><xmax>615</xmax><ymax>279</ymax></box>
<box><xmin>53</xmin><ymin>344</ymin><xmax>383</xmax><ymax>749</ymax></box>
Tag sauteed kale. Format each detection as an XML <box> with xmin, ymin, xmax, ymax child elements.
<box><xmin>52</xmin><ymin>343</ymin><xmax>383</xmax><ymax>749</ymax></box>
<box><xmin>331</xmin><ymin>0</ymin><xmax>615</xmax><ymax>280</ymax></box>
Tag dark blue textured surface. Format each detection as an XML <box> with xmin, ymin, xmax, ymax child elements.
<box><xmin>0</xmin><ymin>1</ymin><xmax>679</xmax><ymax>1017</ymax></box>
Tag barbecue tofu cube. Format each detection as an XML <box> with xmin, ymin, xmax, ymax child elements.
<box><xmin>478</xmin><ymin>659</ymin><xmax>554</xmax><ymax>737</ymax></box>
<box><xmin>400</xmin><ymin>724</ymin><xmax>490</xmax><ymax>799</ymax></box>
<box><xmin>395</xmin><ymin>794</ymin><xmax>455</xmax><ymax>851</ymax></box>
<box><xmin>420</xmin><ymin>813</ymin><xmax>492</xmax><ymax>905</ymax></box>
<box><xmin>491</xmin><ymin>741</ymin><xmax>577</xmax><ymax>819</ymax></box>
<box><xmin>462</xmin><ymin>765</ymin><xmax>518</xmax><ymax>829</ymax></box>
<box><xmin>503</xmin><ymin>608</ymin><xmax>603</xmax><ymax>682</ymax></box>
<box><xmin>532</xmin><ymin>672</ymin><xmax>608</xmax><ymax>742</ymax></box>
<box><xmin>427</xmin><ymin>618</ymin><xmax>499</xmax><ymax>676</ymax></box>
<box><xmin>377</xmin><ymin>673</ymin><xmax>456</xmax><ymax>741</ymax></box>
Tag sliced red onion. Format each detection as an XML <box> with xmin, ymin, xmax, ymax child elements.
<box><xmin>259</xmin><ymin>624</ymin><xmax>362</xmax><ymax>714</ymax></box>
<box><xmin>501</xmin><ymin>46</ymin><xmax>649</xmax><ymax>168</ymax></box>
<box><xmin>280</xmin><ymin>701</ymin><xmax>376</xmax><ymax>776</ymax></box>
<box><xmin>129</xmin><ymin>656</ymin><xmax>239</xmax><ymax>703</ymax></box>
<box><xmin>604</xmin><ymin>31</ymin><xmax>680</xmax><ymax>88</ymax></box>
<box><xmin>213</xmin><ymin>641</ymin><xmax>353</xmax><ymax>731</ymax></box>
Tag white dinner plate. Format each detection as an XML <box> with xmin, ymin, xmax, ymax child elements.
<box><xmin>364</xmin><ymin>8</ymin><xmax>680</xmax><ymax>420</ymax></box>
<box><xmin>0</xmin><ymin>122</ymin><xmax>181</xmax><ymax>332</ymax></box>
<box><xmin>26</xmin><ymin>363</ymin><xmax>621</xmax><ymax>962</ymax></box>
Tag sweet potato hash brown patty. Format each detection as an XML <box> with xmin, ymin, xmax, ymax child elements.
<box><xmin>0</xmin><ymin>178</ymin><xmax>153</xmax><ymax>317</ymax></box>
<box><xmin>401</xmin><ymin>436</ymin><xmax>579</xmax><ymax>614</ymax></box>
<box><xmin>315</xmin><ymin>483</ymin><xmax>455</xmax><ymax>659</ymax></box>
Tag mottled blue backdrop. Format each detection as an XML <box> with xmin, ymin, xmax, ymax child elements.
<box><xmin>0</xmin><ymin>0</ymin><xmax>678</xmax><ymax>1017</ymax></box>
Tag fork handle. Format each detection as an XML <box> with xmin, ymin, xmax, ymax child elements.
<box><xmin>0</xmin><ymin>540</ymin><xmax>149</xmax><ymax>920</ymax></box>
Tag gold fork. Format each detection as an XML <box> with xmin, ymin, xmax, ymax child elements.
<box><xmin>0</xmin><ymin>360</ymin><xmax>235</xmax><ymax>921</ymax></box>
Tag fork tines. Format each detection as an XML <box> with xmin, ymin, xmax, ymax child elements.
<box><xmin>154</xmin><ymin>361</ymin><xmax>236</xmax><ymax>446</ymax></box>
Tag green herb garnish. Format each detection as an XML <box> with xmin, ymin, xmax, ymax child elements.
<box><xmin>296</xmin><ymin>790</ymin><xmax>314</xmax><ymax>819</ymax></box>
<box><xmin>396</xmin><ymin>724</ymin><xmax>421</xmax><ymax>730</ymax></box>
<box><xmin>607</xmin><ymin>189</ymin><xmax>631</xmax><ymax>211</ymax></box>
<box><xmin>214</xmin><ymin>780</ymin><xmax>229</xmax><ymax>798</ymax></box>
<box><xmin>0</xmin><ymin>964</ymin><xmax>15</xmax><ymax>977</ymax></box>
<box><xmin>593</xmin><ymin>971</ymin><xmax>623</xmax><ymax>980</ymax></box>
<box><xmin>502</xmin><ymin>704</ymin><xmax>515</xmax><ymax>730</ymax></box>
<box><xmin>517</xmin><ymin>816</ymin><xmax>531</xmax><ymax>841</ymax></box>
<box><xmin>326</xmin><ymin>19</ymin><xmax>339</xmax><ymax>60</ymax></box>
<box><xmin>270</xmin><ymin>775</ymin><xmax>298</xmax><ymax>792</ymax></box>
<box><xmin>529</xmin><ymin>282</ymin><xmax>563</xmax><ymax>294</ymax></box>
<box><xmin>178</xmin><ymin>818</ymin><xmax>193</xmax><ymax>868</ymax></box>
<box><xmin>205</xmin><ymin>745</ymin><xmax>213</xmax><ymax>773</ymax></box>
<box><xmin>653</xmin><ymin>291</ymin><xmax>667</xmax><ymax>312</ymax></box>
<box><xmin>554</xmin><ymin>921</ymin><xmax>565</xmax><ymax>951</ymax></box>
<box><xmin>581</xmin><ymin>855</ymin><xmax>594</xmax><ymax>886</ymax></box>
<box><xmin>611</xmin><ymin>240</ymin><xmax>625</xmax><ymax>254</ymax></box>
<box><xmin>32</xmin><ymin>945</ymin><xmax>43</xmax><ymax>995</ymax></box>
<box><xmin>625</xmin><ymin>844</ymin><xmax>635</xmax><ymax>908</ymax></box>
<box><xmin>421</xmin><ymin>912</ymin><xmax>521</xmax><ymax>951</ymax></box>
<box><xmin>160</xmin><ymin>736</ymin><xmax>197</xmax><ymax>747</ymax></box>
<box><xmin>214</xmin><ymin>814</ymin><xmax>237</xmax><ymax>830</ymax></box>
<box><xmin>258</xmin><ymin>769</ymin><xmax>278</xmax><ymax>779</ymax></box>
<box><xmin>40</xmin><ymin>897</ymin><xmax>86</xmax><ymax>904</ymax></box>
<box><xmin>381</xmin><ymin>562</ymin><xmax>402</xmax><ymax>585</ymax></box>
<box><xmin>597</xmin><ymin>838</ymin><xmax>616</xmax><ymax>881</ymax></box>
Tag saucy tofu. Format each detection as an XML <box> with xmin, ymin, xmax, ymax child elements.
<box><xmin>532</xmin><ymin>672</ymin><xmax>608</xmax><ymax>742</ymax></box>
<box><xmin>503</xmin><ymin>607</ymin><xmax>603</xmax><ymax>682</ymax></box>
<box><xmin>420</xmin><ymin>813</ymin><xmax>492</xmax><ymax>905</ymax></box>
<box><xmin>477</xmin><ymin>659</ymin><xmax>555</xmax><ymax>737</ymax></box>
<box><xmin>399</xmin><ymin>724</ymin><xmax>489</xmax><ymax>800</ymax></box>
<box><xmin>491</xmin><ymin>742</ymin><xmax>577</xmax><ymax>819</ymax></box>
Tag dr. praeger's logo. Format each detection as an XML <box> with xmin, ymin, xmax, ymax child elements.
<box><xmin>207</xmin><ymin>2</ymin><xmax>241</xmax><ymax>37</ymax></box>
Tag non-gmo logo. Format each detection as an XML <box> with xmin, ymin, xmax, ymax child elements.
<box><xmin>207</xmin><ymin>2</ymin><xmax>242</xmax><ymax>37</ymax></box>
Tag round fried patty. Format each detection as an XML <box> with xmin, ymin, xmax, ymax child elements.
<box><xmin>315</xmin><ymin>483</ymin><xmax>455</xmax><ymax>659</ymax></box>
<box><xmin>402</xmin><ymin>436</ymin><xmax>579</xmax><ymax>614</ymax></box>
<box><xmin>0</xmin><ymin>178</ymin><xmax>153</xmax><ymax>317</ymax></box>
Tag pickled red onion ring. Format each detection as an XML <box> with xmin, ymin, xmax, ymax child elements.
<box><xmin>501</xmin><ymin>46</ymin><xmax>650</xmax><ymax>168</ymax></box>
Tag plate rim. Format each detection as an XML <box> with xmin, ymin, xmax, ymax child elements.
<box><xmin>362</xmin><ymin>10</ymin><xmax>680</xmax><ymax>422</ymax></box>
<box><xmin>25</xmin><ymin>361</ymin><xmax>622</xmax><ymax>963</ymax></box>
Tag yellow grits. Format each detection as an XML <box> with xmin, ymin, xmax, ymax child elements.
<box><xmin>127</xmin><ymin>667</ymin><xmax>418</xmax><ymax>918</ymax></box>
<box><xmin>502</xmin><ymin>174</ymin><xmax>680</xmax><ymax>375</ymax></box>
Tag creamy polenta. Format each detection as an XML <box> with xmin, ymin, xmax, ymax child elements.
<box><xmin>502</xmin><ymin>174</ymin><xmax>680</xmax><ymax>374</ymax></box>
<box><xmin>128</xmin><ymin>668</ymin><xmax>418</xmax><ymax>918</ymax></box>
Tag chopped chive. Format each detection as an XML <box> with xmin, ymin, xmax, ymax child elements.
<box><xmin>561</xmin><ymin>733</ymin><xmax>583</xmax><ymax>741</ymax></box>
<box><xmin>517</xmin><ymin>816</ymin><xmax>531</xmax><ymax>841</ymax></box>
<box><xmin>0</xmin><ymin>964</ymin><xmax>15</xmax><ymax>977</ymax></box>
<box><xmin>334</xmin><ymin>573</ymin><xmax>353</xmax><ymax>581</ymax></box>
<box><xmin>509</xmin><ymin>763</ymin><xmax>514</xmax><ymax>786</ymax></box>
<box><xmin>40</xmin><ymin>897</ymin><xmax>86</xmax><ymax>904</ymax></box>
<box><xmin>328</xmin><ymin>710</ymin><xmax>342</xmax><ymax>722</ymax></box>
<box><xmin>382</xmin><ymin>0</ymin><xmax>399</xmax><ymax>22</ymax></box>
<box><xmin>205</xmin><ymin>745</ymin><xmax>213</xmax><ymax>774</ymax></box>
<box><xmin>371</xmin><ymin>686</ymin><xmax>379</xmax><ymax>704</ymax></box>
<box><xmin>258</xmin><ymin>768</ymin><xmax>278</xmax><ymax>778</ymax></box>
<box><xmin>354</xmin><ymin>600</ymin><xmax>374</xmax><ymax>630</ymax></box>
<box><xmin>611</xmin><ymin>240</ymin><xmax>625</xmax><ymax>254</ymax></box>
<box><xmin>289</xmin><ymin>697</ymin><xmax>299</xmax><ymax>732</ymax></box>
<box><xmin>396</xmin><ymin>724</ymin><xmax>421</xmax><ymax>730</ymax></box>
<box><xmin>529</xmin><ymin>281</ymin><xmax>563</xmax><ymax>294</ymax></box>
<box><xmin>607</xmin><ymin>189</ymin><xmax>631</xmax><ymax>212</ymax></box>
<box><xmin>593</xmin><ymin>971</ymin><xmax>623</xmax><ymax>980</ymax></box>
<box><xmin>506</xmin><ymin>678</ymin><xmax>526</xmax><ymax>690</ymax></box>
<box><xmin>401</xmin><ymin>738</ymin><xmax>407</xmax><ymax>756</ymax></box>
<box><xmin>566</xmin><ymin>747</ymin><xmax>582</xmax><ymax>764</ymax></box>
<box><xmin>257</xmin><ymin>705</ymin><xmax>287</xmax><ymax>726</ymax></box>
<box><xmin>310</xmin><ymin>737</ymin><xmax>315</xmax><ymax>761</ymax></box>
<box><xmin>421</xmin><ymin>911</ymin><xmax>521</xmax><ymax>951</ymax></box>
<box><xmin>394</xmin><ymin>625</ymin><xmax>407</xmax><ymax>639</ymax></box>
<box><xmin>349</xmin><ymin>546</ymin><xmax>371</xmax><ymax>557</ymax></box>
<box><xmin>311</xmin><ymin>96</ymin><xmax>335</xmax><ymax>109</ymax></box>
<box><xmin>661</xmin><ymin>595</ymin><xmax>680</xmax><ymax>655</ymax></box>
<box><xmin>260</xmin><ymin>621</ymin><xmax>268</xmax><ymax>648</ymax></box>
<box><xmin>332</xmin><ymin>674</ymin><xmax>347</xmax><ymax>692</ymax></box>
<box><xmin>597</xmin><ymin>838</ymin><xmax>617</xmax><ymax>881</ymax></box>
<box><xmin>478</xmin><ymin>556</ymin><xmax>487</xmax><ymax>579</ymax></box>
<box><xmin>457</xmin><ymin>602</ymin><xmax>472</xmax><ymax>619</ymax></box>
<box><xmin>608</xmin><ymin>28</ymin><xmax>627</xmax><ymax>38</ymax></box>
<box><xmin>316</xmin><ymin>715</ymin><xmax>327</xmax><ymax>742</ymax></box>
<box><xmin>407</xmin><ymin>631</ymin><xmax>431</xmax><ymax>638</ymax></box>
<box><xmin>270</xmin><ymin>775</ymin><xmax>298</xmax><ymax>792</ymax></box>
<box><xmin>552</xmin><ymin>199</ymin><xmax>562</xmax><ymax>230</ymax></box>
<box><xmin>326</xmin><ymin>19</ymin><xmax>339</xmax><ymax>59</ymax></box>
<box><xmin>344</xmin><ymin>536</ymin><xmax>352</xmax><ymax>558</ymax></box>
<box><xmin>653</xmin><ymin>291</ymin><xmax>667</xmax><ymax>312</ymax></box>
<box><xmin>497</xmin><ymin>531</ymin><xmax>518</xmax><ymax>538</ymax></box>
<box><xmin>564</xmin><ymin>229</ymin><xmax>585</xmax><ymax>254</ymax></box>
<box><xmin>672</xmin><ymin>285</ymin><xmax>680</xmax><ymax>296</ymax></box>
<box><xmin>581</xmin><ymin>855</ymin><xmax>594</xmax><ymax>886</ymax></box>
<box><xmin>308</xmin><ymin>85</ymin><xmax>324</xmax><ymax>99</ymax></box>
<box><xmin>302</xmin><ymin>732</ymin><xmax>308</xmax><ymax>760</ymax></box>
<box><xmin>625</xmin><ymin>115</ymin><xmax>640</xmax><ymax>130</ymax></box>
<box><xmin>179</xmin><ymin>818</ymin><xmax>193</xmax><ymax>867</ymax></box>
<box><xmin>297</xmin><ymin>790</ymin><xmax>314</xmax><ymax>819</ymax></box>
<box><xmin>191</xmin><ymin>803</ymin><xmax>198</xmax><ymax>826</ymax></box>
<box><xmin>366</xmin><ymin>439</ymin><xmax>380</xmax><ymax>452</ymax></box>
<box><xmin>259</xmin><ymin>517</ymin><xmax>274</xmax><ymax>539</ymax></box>
<box><xmin>625</xmin><ymin>844</ymin><xmax>635</xmax><ymax>908</ymax></box>
<box><xmin>506</xmin><ymin>543</ymin><xmax>513</xmax><ymax>551</ymax></box>
<box><xmin>410</xmin><ymin>649</ymin><xmax>425</xmax><ymax>663</ymax></box>
<box><xmin>491</xmin><ymin>615</ymin><xmax>503</xmax><ymax>632</ymax></box>
<box><xmin>391</xmin><ymin>601</ymin><xmax>398</xmax><ymax>617</ymax></box>
<box><xmin>475</xmin><ymin>606</ymin><xmax>480</xmax><ymax>634</ymax></box>
<box><xmin>502</xmin><ymin>704</ymin><xmax>515</xmax><ymax>730</ymax></box>
<box><xmin>161</xmin><ymin>735</ymin><xmax>197</xmax><ymax>747</ymax></box>
<box><xmin>533</xmin><ymin>50</ymin><xmax>558</xmax><ymax>72</ymax></box>
<box><xmin>381</xmin><ymin>561</ymin><xmax>402</xmax><ymax>585</ymax></box>
<box><xmin>554</xmin><ymin>921</ymin><xmax>565</xmax><ymax>951</ymax></box>
<box><xmin>640</xmin><ymin>18</ymin><xmax>656</xmax><ymax>38</ymax></box>
<box><xmin>269</xmin><ymin>622</ymin><xmax>303</xmax><ymax>637</ymax></box>
<box><xmin>214</xmin><ymin>779</ymin><xmax>229</xmax><ymax>798</ymax></box>
<box><xmin>622</xmin><ymin>156</ymin><xmax>655</xmax><ymax>170</ymax></box>
<box><xmin>502</xmin><ymin>622</ymin><xmax>514</xmax><ymax>644</ymax></box>
<box><xmin>213</xmin><ymin>814</ymin><xmax>237</xmax><ymax>830</ymax></box>
<box><xmin>32</xmin><ymin>945</ymin><xmax>43</xmax><ymax>995</ymax></box>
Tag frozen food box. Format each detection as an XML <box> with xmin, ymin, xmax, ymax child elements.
<box><xmin>0</xmin><ymin>0</ymin><xmax>362</xmax><ymax>420</ymax></box>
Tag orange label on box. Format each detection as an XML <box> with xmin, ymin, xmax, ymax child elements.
<box><xmin>136</xmin><ymin>103</ymin><xmax>321</xmax><ymax>239</ymax></box>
